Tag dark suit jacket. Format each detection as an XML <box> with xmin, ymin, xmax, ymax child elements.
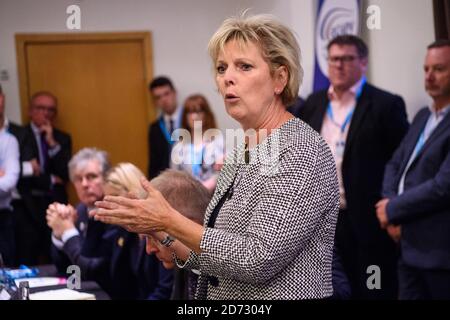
<box><xmin>17</xmin><ymin>124</ymin><xmax>72</xmax><ymax>205</ymax></box>
<box><xmin>300</xmin><ymin>83</ymin><xmax>409</xmax><ymax>245</ymax></box>
<box><xmin>383</xmin><ymin>107</ymin><xmax>450</xmax><ymax>270</ymax></box>
<box><xmin>110</xmin><ymin>228</ymin><xmax>173</xmax><ymax>300</ymax></box>
<box><xmin>51</xmin><ymin>203</ymin><xmax>115</xmax><ymax>294</ymax></box>
<box><xmin>148</xmin><ymin>117</ymin><xmax>172</xmax><ymax>179</ymax></box>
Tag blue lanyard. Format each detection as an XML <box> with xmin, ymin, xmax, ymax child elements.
<box><xmin>413</xmin><ymin>130</ymin><xmax>426</xmax><ymax>156</ymax></box>
<box><xmin>158</xmin><ymin>108</ymin><xmax>183</xmax><ymax>145</ymax></box>
<box><xmin>158</xmin><ymin>117</ymin><xmax>173</xmax><ymax>145</ymax></box>
<box><xmin>190</xmin><ymin>144</ymin><xmax>205</xmax><ymax>178</ymax></box>
<box><xmin>326</xmin><ymin>77</ymin><xmax>366</xmax><ymax>134</ymax></box>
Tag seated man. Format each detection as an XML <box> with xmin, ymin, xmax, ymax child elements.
<box><xmin>46</xmin><ymin>148</ymin><xmax>115</xmax><ymax>295</ymax></box>
<box><xmin>144</xmin><ymin>169</ymin><xmax>211</xmax><ymax>299</ymax></box>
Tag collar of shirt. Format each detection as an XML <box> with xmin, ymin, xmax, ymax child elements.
<box><xmin>163</xmin><ymin>106</ymin><xmax>181</xmax><ymax>128</ymax></box>
<box><xmin>328</xmin><ymin>76</ymin><xmax>365</xmax><ymax>104</ymax></box>
<box><xmin>30</xmin><ymin>121</ymin><xmax>41</xmax><ymax>137</ymax></box>
<box><xmin>429</xmin><ymin>103</ymin><xmax>450</xmax><ymax>120</ymax></box>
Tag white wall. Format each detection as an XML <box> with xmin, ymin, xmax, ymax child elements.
<box><xmin>0</xmin><ymin>0</ymin><xmax>435</xmax><ymax>129</ymax></box>
<box><xmin>363</xmin><ymin>0</ymin><xmax>435</xmax><ymax>120</ymax></box>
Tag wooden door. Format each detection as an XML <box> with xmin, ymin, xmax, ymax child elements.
<box><xmin>16</xmin><ymin>32</ymin><xmax>155</xmax><ymax>204</ymax></box>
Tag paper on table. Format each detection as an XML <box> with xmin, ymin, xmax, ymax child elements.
<box><xmin>30</xmin><ymin>288</ymin><xmax>95</xmax><ymax>300</ymax></box>
<box><xmin>14</xmin><ymin>277</ymin><xmax>67</xmax><ymax>288</ymax></box>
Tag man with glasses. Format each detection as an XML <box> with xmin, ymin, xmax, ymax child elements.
<box><xmin>13</xmin><ymin>91</ymin><xmax>72</xmax><ymax>265</ymax></box>
<box><xmin>300</xmin><ymin>35</ymin><xmax>409</xmax><ymax>299</ymax></box>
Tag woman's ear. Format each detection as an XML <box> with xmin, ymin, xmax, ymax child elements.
<box><xmin>274</xmin><ymin>65</ymin><xmax>288</xmax><ymax>93</ymax></box>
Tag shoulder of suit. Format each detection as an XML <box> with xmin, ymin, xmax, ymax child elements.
<box><xmin>277</xmin><ymin>118</ymin><xmax>324</xmax><ymax>156</ymax></box>
<box><xmin>412</xmin><ymin>107</ymin><xmax>431</xmax><ymax>122</ymax></box>
<box><xmin>363</xmin><ymin>83</ymin><xmax>403</xmax><ymax>101</ymax></box>
<box><xmin>305</xmin><ymin>89</ymin><xmax>328</xmax><ymax>103</ymax></box>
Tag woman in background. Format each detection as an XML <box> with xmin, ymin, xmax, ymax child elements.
<box><xmin>171</xmin><ymin>94</ymin><xmax>224</xmax><ymax>192</ymax></box>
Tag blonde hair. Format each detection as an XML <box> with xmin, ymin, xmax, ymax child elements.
<box><xmin>105</xmin><ymin>162</ymin><xmax>147</xmax><ymax>199</ymax></box>
<box><xmin>105</xmin><ymin>165</ymin><xmax>210</xmax><ymax>224</ymax></box>
<box><xmin>208</xmin><ymin>12</ymin><xmax>303</xmax><ymax>106</ymax></box>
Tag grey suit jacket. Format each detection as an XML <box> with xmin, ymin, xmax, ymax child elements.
<box><xmin>177</xmin><ymin>118</ymin><xmax>339</xmax><ymax>299</ymax></box>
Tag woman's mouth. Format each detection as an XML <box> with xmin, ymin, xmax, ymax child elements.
<box><xmin>225</xmin><ymin>93</ymin><xmax>240</xmax><ymax>103</ymax></box>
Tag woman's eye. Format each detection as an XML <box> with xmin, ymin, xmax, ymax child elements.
<box><xmin>240</xmin><ymin>63</ymin><xmax>253</xmax><ymax>71</ymax></box>
<box><xmin>216</xmin><ymin>65</ymin><xmax>226</xmax><ymax>74</ymax></box>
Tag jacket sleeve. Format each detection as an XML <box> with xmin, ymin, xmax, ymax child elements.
<box><xmin>387</xmin><ymin>149</ymin><xmax>450</xmax><ymax>224</ymax></box>
<box><xmin>195</xmin><ymin>138</ymin><xmax>339</xmax><ymax>285</ymax></box>
<box><xmin>380</xmin><ymin>95</ymin><xmax>409</xmax><ymax>160</ymax></box>
<box><xmin>145</xmin><ymin>260</ymin><xmax>174</xmax><ymax>300</ymax></box>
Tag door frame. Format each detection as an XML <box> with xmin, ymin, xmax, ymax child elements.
<box><xmin>15</xmin><ymin>31</ymin><xmax>155</xmax><ymax>124</ymax></box>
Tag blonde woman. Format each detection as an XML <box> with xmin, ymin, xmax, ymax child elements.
<box><xmin>104</xmin><ymin>163</ymin><xmax>173</xmax><ymax>300</ymax></box>
<box><xmin>95</xmin><ymin>14</ymin><xmax>339</xmax><ymax>299</ymax></box>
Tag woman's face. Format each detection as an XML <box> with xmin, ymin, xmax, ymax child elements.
<box><xmin>215</xmin><ymin>40</ymin><xmax>281</xmax><ymax>128</ymax></box>
<box><xmin>145</xmin><ymin>234</ymin><xmax>175</xmax><ymax>269</ymax></box>
<box><xmin>186</xmin><ymin>109</ymin><xmax>205</xmax><ymax>132</ymax></box>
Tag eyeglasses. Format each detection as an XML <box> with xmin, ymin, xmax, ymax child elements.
<box><xmin>33</xmin><ymin>105</ymin><xmax>57</xmax><ymax>114</ymax></box>
<box><xmin>327</xmin><ymin>55</ymin><xmax>360</xmax><ymax>65</ymax></box>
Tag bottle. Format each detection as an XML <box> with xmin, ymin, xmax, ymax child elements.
<box><xmin>18</xmin><ymin>281</ymin><xmax>30</xmax><ymax>300</ymax></box>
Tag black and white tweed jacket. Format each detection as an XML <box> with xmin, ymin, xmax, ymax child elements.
<box><xmin>177</xmin><ymin>118</ymin><xmax>339</xmax><ymax>299</ymax></box>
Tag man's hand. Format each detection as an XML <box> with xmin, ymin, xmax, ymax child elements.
<box><xmin>40</xmin><ymin>121</ymin><xmax>57</xmax><ymax>148</ymax></box>
<box><xmin>46</xmin><ymin>203</ymin><xmax>77</xmax><ymax>238</ymax></box>
<box><xmin>387</xmin><ymin>225</ymin><xmax>401</xmax><ymax>243</ymax></box>
<box><xmin>30</xmin><ymin>158</ymin><xmax>41</xmax><ymax>176</ymax></box>
<box><xmin>375</xmin><ymin>198</ymin><xmax>390</xmax><ymax>229</ymax></box>
<box><xmin>0</xmin><ymin>169</ymin><xmax>5</xmax><ymax>177</ymax></box>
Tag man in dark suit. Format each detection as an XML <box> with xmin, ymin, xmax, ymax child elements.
<box><xmin>148</xmin><ymin>76</ymin><xmax>182</xmax><ymax>178</ymax></box>
<box><xmin>110</xmin><ymin>228</ymin><xmax>173</xmax><ymax>300</ymax></box>
<box><xmin>48</xmin><ymin>148</ymin><xmax>115</xmax><ymax>295</ymax></box>
<box><xmin>13</xmin><ymin>91</ymin><xmax>72</xmax><ymax>265</ymax></box>
<box><xmin>300</xmin><ymin>35</ymin><xmax>409</xmax><ymax>299</ymax></box>
<box><xmin>377</xmin><ymin>40</ymin><xmax>450</xmax><ymax>299</ymax></box>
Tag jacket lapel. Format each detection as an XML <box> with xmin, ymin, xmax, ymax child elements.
<box><xmin>395</xmin><ymin>110</ymin><xmax>428</xmax><ymax>175</ymax></box>
<box><xmin>344</xmin><ymin>84</ymin><xmax>371</xmax><ymax>156</ymax></box>
<box><xmin>203</xmin><ymin>144</ymin><xmax>243</xmax><ymax>225</ymax></box>
<box><xmin>409</xmin><ymin>109</ymin><xmax>450</xmax><ymax>168</ymax></box>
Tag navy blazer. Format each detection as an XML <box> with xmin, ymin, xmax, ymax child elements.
<box><xmin>51</xmin><ymin>203</ymin><xmax>115</xmax><ymax>294</ymax></box>
<box><xmin>110</xmin><ymin>228</ymin><xmax>173</xmax><ymax>300</ymax></box>
<box><xmin>17</xmin><ymin>124</ymin><xmax>72</xmax><ymax>204</ymax></box>
<box><xmin>383</xmin><ymin>107</ymin><xmax>450</xmax><ymax>270</ymax></box>
<box><xmin>300</xmin><ymin>83</ymin><xmax>409</xmax><ymax>244</ymax></box>
<box><xmin>148</xmin><ymin>117</ymin><xmax>171</xmax><ymax>179</ymax></box>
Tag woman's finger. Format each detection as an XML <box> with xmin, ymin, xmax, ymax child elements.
<box><xmin>95</xmin><ymin>214</ymin><xmax>133</xmax><ymax>228</ymax></box>
<box><xmin>140</xmin><ymin>177</ymin><xmax>158</xmax><ymax>195</ymax></box>
<box><xmin>93</xmin><ymin>207</ymin><xmax>134</xmax><ymax>220</ymax></box>
<box><xmin>102</xmin><ymin>195</ymin><xmax>136</xmax><ymax>207</ymax></box>
<box><xmin>95</xmin><ymin>200</ymin><xmax>123</xmax><ymax>210</ymax></box>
